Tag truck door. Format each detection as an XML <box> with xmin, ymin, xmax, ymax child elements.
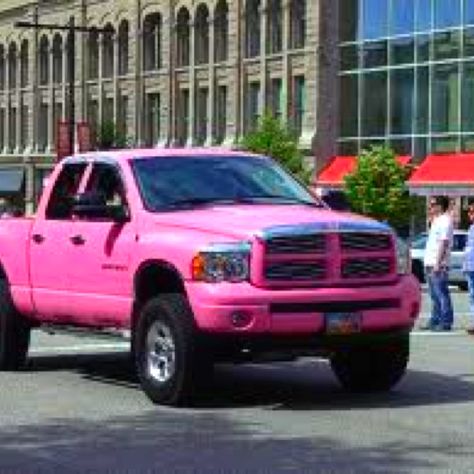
<box><xmin>30</xmin><ymin>162</ymin><xmax>88</xmax><ymax>319</ymax></box>
<box><xmin>65</xmin><ymin>161</ymin><xmax>135</xmax><ymax>326</ymax></box>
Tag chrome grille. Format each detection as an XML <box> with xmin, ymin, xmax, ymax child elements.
<box><xmin>265</xmin><ymin>262</ymin><xmax>326</xmax><ymax>281</ymax></box>
<box><xmin>342</xmin><ymin>258</ymin><xmax>392</xmax><ymax>279</ymax></box>
<box><xmin>341</xmin><ymin>233</ymin><xmax>392</xmax><ymax>251</ymax></box>
<box><xmin>266</xmin><ymin>234</ymin><xmax>326</xmax><ymax>254</ymax></box>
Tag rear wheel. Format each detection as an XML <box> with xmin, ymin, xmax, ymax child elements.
<box><xmin>133</xmin><ymin>293</ymin><xmax>212</xmax><ymax>406</ymax></box>
<box><xmin>330</xmin><ymin>334</ymin><xmax>409</xmax><ymax>392</ymax></box>
<box><xmin>0</xmin><ymin>280</ymin><xmax>31</xmax><ymax>370</ymax></box>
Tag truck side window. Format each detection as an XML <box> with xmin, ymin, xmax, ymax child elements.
<box><xmin>45</xmin><ymin>163</ymin><xmax>87</xmax><ymax>220</ymax></box>
<box><xmin>85</xmin><ymin>163</ymin><xmax>128</xmax><ymax>211</ymax></box>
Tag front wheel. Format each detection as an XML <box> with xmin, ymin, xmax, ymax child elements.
<box><xmin>133</xmin><ymin>294</ymin><xmax>212</xmax><ymax>406</ymax></box>
<box><xmin>0</xmin><ymin>280</ymin><xmax>31</xmax><ymax>370</ymax></box>
<box><xmin>330</xmin><ymin>335</ymin><xmax>409</xmax><ymax>392</ymax></box>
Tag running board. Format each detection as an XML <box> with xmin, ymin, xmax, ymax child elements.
<box><xmin>40</xmin><ymin>324</ymin><xmax>131</xmax><ymax>341</ymax></box>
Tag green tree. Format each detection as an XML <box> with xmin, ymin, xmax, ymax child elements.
<box><xmin>343</xmin><ymin>145</ymin><xmax>414</xmax><ymax>231</ymax></box>
<box><xmin>240</xmin><ymin>113</ymin><xmax>311</xmax><ymax>184</ymax></box>
<box><xmin>96</xmin><ymin>119</ymin><xmax>129</xmax><ymax>150</ymax></box>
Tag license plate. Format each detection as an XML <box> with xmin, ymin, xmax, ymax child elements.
<box><xmin>325</xmin><ymin>312</ymin><xmax>361</xmax><ymax>335</ymax></box>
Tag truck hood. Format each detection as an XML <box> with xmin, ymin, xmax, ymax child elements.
<box><xmin>151</xmin><ymin>205</ymin><xmax>392</xmax><ymax>240</ymax></box>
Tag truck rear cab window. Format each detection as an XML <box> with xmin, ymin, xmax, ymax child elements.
<box><xmin>45</xmin><ymin>163</ymin><xmax>87</xmax><ymax>220</ymax></box>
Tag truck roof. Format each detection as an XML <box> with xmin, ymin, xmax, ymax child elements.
<box><xmin>63</xmin><ymin>147</ymin><xmax>262</xmax><ymax>165</ymax></box>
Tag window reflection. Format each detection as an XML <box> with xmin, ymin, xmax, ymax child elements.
<box><xmin>362</xmin><ymin>41</ymin><xmax>387</xmax><ymax>68</ymax></box>
<box><xmin>339</xmin><ymin>0</ymin><xmax>359</xmax><ymax>42</ymax></box>
<box><xmin>432</xmin><ymin>63</ymin><xmax>460</xmax><ymax>133</ymax></box>
<box><xmin>416</xmin><ymin>34</ymin><xmax>430</xmax><ymax>62</ymax></box>
<box><xmin>416</xmin><ymin>66</ymin><xmax>429</xmax><ymax>134</ymax></box>
<box><xmin>466</xmin><ymin>0</ymin><xmax>474</xmax><ymax>25</ymax></box>
<box><xmin>340</xmin><ymin>74</ymin><xmax>358</xmax><ymax>137</ymax></box>
<box><xmin>391</xmin><ymin>37</ymin><xmax>414</xmax><ymax>65</ymax></box>
<box><xmin>462</xmin><ymin>62</ymin><xmax>474</xmax><ymax>131</ymax></box>
<box><xmin>433</xmin><ymin>30</ymin><xmax>460</xmax><ymax>60</ymax></box>
<box><xmin>362</xmin><ymin>71</ymin><xmax>387</xmax><ymax>136</ymax></box>
<box><xmin>391</xmin><ymin>68</ymin><xmax>414</xmax><ymax>135</ymax></box>
<box><xmin>434</xmin><ymin>0</ymin><xmax>461</xmax><ymax>30</ymax></box>
<box><xmin>415</xmin><ymin>0</ymin><xmax>432</xmax><ymax>32</ymax></box>
<box><xmin>361</xmin><ymin>0</ymin><xmax>388</xmax><ymax>40</ymax></box>
<box><xmin>392</xmin><ymin>0</ymin><xmax>414</xmax><ymax>36</ymax></box>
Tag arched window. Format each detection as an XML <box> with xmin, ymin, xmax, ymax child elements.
<box><xmin>245</xmin><ymin>0</ymin><xmax>260</xmax><ymax>58</ymax></box>
<box><xmin>102</xmin><ymin>24</ymin><xmax>114</xmax><ymax>78</ymax></box>
<box><xmin>143</xmin><ymin>13</ymin><xmax>161</xmax><ymax>71</ymax></box>
<box><xmin>214</xmin><ymin>0</ymin><xmax>228</xmax><ymax>63</ymax></box>
<box><xmin>20</xmin><ymin>40</ymin><xmax>28</xmax><ymax>87</ymax></box>
<box><xmin>195</xmin><ymin>4</ymin><xmax>209</xmax><ymax>65</ymax></box>
<box><xmin>8</xmin><ymin>43</ymin><xmax>17</xmax><ymax>89</ymax></box>
<box><xmin>0</xmin><ymin>46</ymin><xmax>5</xmax><ymax>89</ymax></box>
<box><xmin>118</xmin><ymin>20</ymin><xmax>129</xmax><ymax>75</ymax></box>
<box><xmin>39</xmin><ymin>35</ymin><xmax>49</xmax><ymax>85</ymax></box>
<box><xmin>289</xmin><ymin>0</ymin><xmax>305</xmax><ymax>49</ymax></box>
<box><xmin>176</xmin><ymin>7</ymin><xmax>190</xmax><ymax>67</ymax></box>
<box><xmin>88</xmin><ymin>29</ymin><xmax>99</xmax><ymax>80</ymax></box>
<box><xmin>52</xmin><ymin>34</ymin><xmax>63</xmax><ymax>84</ymax></box>
<box><xmin>267</xmin><ymin>0</ymin><xmax>282</xmax><ymax>53</ymax></box>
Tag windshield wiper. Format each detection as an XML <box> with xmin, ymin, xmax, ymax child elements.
<box><xmin>165</xmin><ymin>198</ymin><xmax>239</xmax><ymax>209</ymax></box>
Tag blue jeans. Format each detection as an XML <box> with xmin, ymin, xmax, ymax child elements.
<box><xmin>465</xmin><ymin>271</ymin><xmax>474</xmax><ymax>327</ymax></box>
<box><xmin>426</xmin><ymin>268</ymin><xmax>454</xmax><ymax>329</ymax></box>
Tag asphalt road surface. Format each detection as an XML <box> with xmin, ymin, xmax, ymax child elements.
<box><xmin>0</xmin><ymin>290</ymin><xmax>473</xmax><ymax>473</ymax></box>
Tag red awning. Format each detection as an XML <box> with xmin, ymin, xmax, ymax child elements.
<box><xmin>316</xmin><ymin>155</ymin><xmax>411</xmax><ymax>189</ymax></box>
<box><xmin>408</xmin><ymin>153</ymin><xmax>474</xmax><ymax>196</ymax></box>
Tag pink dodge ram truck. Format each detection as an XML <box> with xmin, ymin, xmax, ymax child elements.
<box><xmin>0</xmin><ymin>148</ymin><xmax>420</xmax><ymax>405</ymax></box>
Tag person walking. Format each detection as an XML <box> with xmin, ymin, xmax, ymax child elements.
<box><xmin>463</xmin><ymin>203</ymin><xmax>474</xmax><ymax>335</ymax></box>
<box><xmin>423</xmin><ymin>195</ymin><xmax>454</xmax><ymax>331</ymax></box>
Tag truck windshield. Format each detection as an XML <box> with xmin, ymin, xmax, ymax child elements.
<box><xmin>131</xmin><ymin>155</ymin><xmax>323</xmax><ymax>211</ymax></box>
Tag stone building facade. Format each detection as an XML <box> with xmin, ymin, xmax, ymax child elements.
<box><xmin>0</xmin><ymin>0</ymin><xmax>337</xmax><ymax>213</ymax></box>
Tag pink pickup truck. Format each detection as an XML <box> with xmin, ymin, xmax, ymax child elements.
<box><xmin>0</xmin><ymin>148</ymin><xmax>420</xmax><ymax>405</ymax></box>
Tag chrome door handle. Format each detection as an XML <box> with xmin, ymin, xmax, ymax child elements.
<box><xmin>70</xmin><ymin>235</ymin><xmax>86</xmax><ymax>245</ymax></box>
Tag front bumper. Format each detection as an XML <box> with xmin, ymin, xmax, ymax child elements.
<box><xmin>185</xmin><ymin>274</ymin><xmax>421</xmax><ymax>334</ymax></box>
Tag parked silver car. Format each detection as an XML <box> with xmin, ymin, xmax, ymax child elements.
<box><xmin>410</xmin><ymin>230</ymin><xmax>468</xmax><ymax>290</ymax></box>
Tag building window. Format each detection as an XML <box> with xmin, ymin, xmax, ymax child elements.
<box><xmin>103</xmin><ymin>97</ymin><xmax>114</xmax><ymax>124</ymax></box>
<box><xmin>339</xmin><ymin>0</ymin><xmax>358</xmax><ymax>42</ymax></box>
<box><xmin>390</xmin><ymin>68</ymin><xmax>414</xmax><ymax>135</ymax></box>
<box><xmin>102</xmin><ymin>24</ymin><xmax>114</xmax><ymax>79</ymax></box>
<box><xmin>339</xmin><ymin>74</ymin><xmax>358</xmax><ymax>138</ymax></box>
<box><xmin>245</xmin><ymin>81</ymin><xmax>260</xmax><ymax>133</ymax></box>
<box><xmin>434</xmin><ymin>0</ymin><xmax>461</xmax><ymax>30</ymax></box>
<box><xmin>269</xmin><ymin>78</ymin><xmax>282</xmax><ymax>120</ymax></box>
<box><xmin>214</xmin><ymin>85</ymin><xmax>227</xmax><ymax>144</ymax></box>
<box><xmin>0</xmin><ymin>46</ymin><xmax>5</xmax><ymax>90</ymax></box>
<box><xmin>8</xmin><ymin>106</ymin><xmax>16</xmax><ymax>152</ymax></box>
<box><xmin>38</xmin><ymin>103</ymin><xmax>48</xmax><ymax>152</ymax></box>
<box><xmin>143</xmin><ymin>14</ymin><xmax>161</xmax><ymax>71</ymax></box>
<box><xmin>292</xmin><ymin>75</ymin><xmax>305</xmax><ymax>138</ymax></box>
<box><xmin>53</xmin><ymin>101</ymin><xmax>62</xmax><ymax>151</ymax></box>
<box><xmin>391</xmin><ymin>0</ymin><xmax>415</xmax><ymax>36</ymax></box>
<box><xmin>214</xmin><ymin>0</ymin><xmax>228</xmax><ymax>62</ymax></box>
<box><xmin>195</xmin><ymin>4</ymin><xmax>210</xmax><ymax>65</ymax></box>
<box><xmin>8</xmin><ymin>43</ymin><xmax>17</xmax><ymax>90</ymax></box>
<box><xmin>267</xmin><ymin>0</ymin><xmax>282</xmax><ymax>54</ymax></box>
<box><xmin>195</xmin><ymin>87</ymin><xmax>208</xmax><ymax>145</ymax></box>
<box><xmin>87</xmin><ymin>99</ymin><xmax>98</xmax><ymax>148</ymax></box>
<box><xmin>52</xmin><ymin>34</ymin><xmax>63</xmax><ymax>84</ymax></box>
<box><xmin>117</xmin><ymin>95</ymin><xmax>128</xmax><ymax>141</ymax></box>
<box><xmin>177</xmin><ymin>8</ymin><xmax>190</xmax><ymax>67</ymax></box>
<box><xmin>361</xmin><ymin>70</ymin><xmax>387</xmax><ymax>136</ymax></box>
<box><xmin>245</xmin><ymin>0</ymin><xmax>261</xmax><ymax>58</ymax></box>
<box><xmin>432</xmin><ymin>63</ymin><xmax>460</xmax><ymax>133</ymax></box>
<box><xmin>20</xmin><ymin>102</ymin><xmax>28</xmax><ymax>150</ymax></box>
<box><xmin>177</xmin><ymin>89</ymin><xmax>189</xmax><ymax>145</ymax></box>
<box><xmin>361</xmin><ymin>0</ymin><xmax>388</xmax><ymax>40</ymax></box>
<box><xmin>145</xmin><ymin>93</ymin><xmax>160</xmax><ymax>146</ymax></box>
<box><xmin>118</xmin><ymin>20</ymin><xmax>129</xmax><ymax>75</ymax></box>
<box><xmin>88</xmin><ymin>30</ymin><xmax>99</xmax><ymax>80</ymax></box>
<box><xmin>20</xmin><ymin>40</ymin><xmax>29</xmax><ymax>87</ymax></box>
<box><xmin>39</xmin><ymin>36</ymin><xmax>49</xmax><ymax>85</ymax></box>
<box><xmin>289</xmin><ymin>0</ymin><xmax>305</xmax><ymax>49</ymax></box>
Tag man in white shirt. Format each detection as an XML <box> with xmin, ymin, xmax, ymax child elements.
<box><xmin>423</xmin><ymin>196</ymin><xmax>454</xmax><ymax>331</ymax></box>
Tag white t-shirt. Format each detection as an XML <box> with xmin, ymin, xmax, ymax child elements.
<box><xmin>423</xmin><ymin>213</ymin><xmax>453</xmax><ymax>267</ymax></box>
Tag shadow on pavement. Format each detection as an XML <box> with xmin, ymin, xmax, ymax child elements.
<box><xmin>25</xmin><ymin>352</ymin><xmax>474</xmax><ymax>411</ymax></box>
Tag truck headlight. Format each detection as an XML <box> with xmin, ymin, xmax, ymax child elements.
<box><xmin>191</xmin><ymin>242</ymin><xmax>251</xmax><ymax>283</ymax></box>
<box><xmin>395</xmin><ymin>236</ymin><xmax>411</xmax><ymax>275</ymax></box>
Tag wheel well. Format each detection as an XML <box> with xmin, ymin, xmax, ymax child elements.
<box><xmin>132</xmin><ymin>261</ymin><xmax>186</xmax><ymax>327</ymax></box>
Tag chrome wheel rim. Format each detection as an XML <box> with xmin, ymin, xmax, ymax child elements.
<box><xmin>146</xmin><ymin>320</ymin><xmax>176</xmax><ymax>383</ymax></box>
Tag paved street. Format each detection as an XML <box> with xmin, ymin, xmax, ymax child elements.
<box><xmin>0</xmin><ymin>289</ymin><xmax>473</xmax><ymax>473</ymax></box>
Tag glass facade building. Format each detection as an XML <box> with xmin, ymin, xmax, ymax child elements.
<box><xmin>338</xmin><ymin>0</ymin><xmax>474</xmax><ymax>159</ymax></box>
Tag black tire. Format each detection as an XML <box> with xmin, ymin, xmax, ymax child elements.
<box><xmin>0</xmin><ymin>280</ymin><xmax>31</xmax><ymax>370</ymax></box>
<box><xmin>330</xmin><ymin>335</ymin><xmax>409</xmax><ymax>393</ymax></box>
<box><xmin>133</xmin><ymin>293</ymin><xmax>212</xmax><ymax>406</ymax></box>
